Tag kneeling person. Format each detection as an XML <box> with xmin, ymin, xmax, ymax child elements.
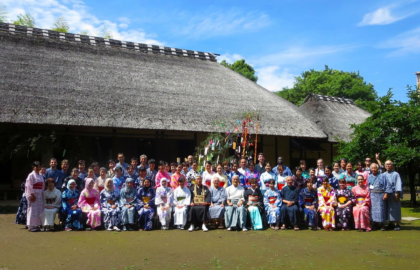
<box><xmin>189</xmin><ymin>175</ymin><xmax>211</xmax><ymax>232</ymax></box>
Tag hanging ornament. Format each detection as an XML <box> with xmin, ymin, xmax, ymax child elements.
<box><xmin>211</xmin><ymin>142</ymin><xmax>215</xmax><ymax>151</ymax></box>
<box><xmin>232</xmin><ymin>142</ymin><xmax>236</xmax><ymax>150</ymax></box>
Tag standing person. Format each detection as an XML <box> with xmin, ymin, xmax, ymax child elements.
<box><xmin>170</xmin><ymin>162</ymin><xmax>177</xmax><ymax>175</ymax></box>
<box><xmin>130</xmin><ymin>157</ymin><xmax>139</xmax><ymax>179</ymax></box>
<box><xmin>335</xmin><ymin>179</ymin><xmax>354</xmax><ymax>231</ymax></box>
<box><xmin>280</xmin><ymin>176</ymin><xmax>300</xmax><ymax>231</ymax></box>
<box><xmin>137</xmin><ymin>178</ymin><xmax>155</xmax><ymax>231</ymax></box>
<box><xmin>368</xmin><ymin>163</ymin><xmax>388</xmax><ymax>231</ymax></box>
<box><xmin>100</xmin><ymin>178</ymin><xmax>122</xmax><ymax>232</ymax></box>
<box><xmin>45</xmin><ymin>158</ymin><xmax>63</xmax><ymax>189</ymax></box>
<box><xmin>325</xmin><ymin>165</ymin><xmax>339</xmax><ymax>190</ymax></box>
<box><xmin>222</xmin><ymin>161</ymin><xmax>231</xmax><ymax>176</ymax></box>
<box><xmin>213</xmin><ymin>164</ymin><xmax>228</xmax><ymax>188</ymax></box>
<box><xmin>352</xmin><ymin>175</ymin><xmax>371</xmax><ymax>232</ymax></box>
<box><xmin>224</xmin><ymin>175</ymin><xmax>247</xmax><ymax>231</ymax></box>
<box><xmin>61</xmin><ymin>180</ymin><xmax>83</xmax><ymax>231</ymax></box>
<box><xmin>264</xmin><ymin>179</ymin><xmax>282</xmax><ymax>230</ymax></box>
<box><xmin>272</xmin><ymin>157</ymin><xmax>292</xmax><ymax>177</ymax></box>
<box><xmin>315</xmin><ymin>159</ymin><xmax>325</xmax><ymax>178</ymax></box>
<box><xmin>339</xmin><ymin>162</ymin><xmax>358</xmax><ymax>189</ymax></box>
<box><xmin>155</xmin><ymin>161</ymin><xmax>171</xmax><ymax>188</ymax></box>
<box><xmin>124</xmin><ymin>165</ymin><xmax>137</xmax><ymax>184</ymax></box>
<box><xmin>238</xmin><ymin>158</ymin><xmax>250</xmax><ymax>175</ymax></box>
<box><xmin>60</xmin><ymin>159</ymin><xmax>71</xmax><ymax>179</ymax></box>
<box><xmin>41</xmin><ymin>178</ymin><xmax>62</xmax><ymax>231</ymax></box>
<box><xmin>155</xmin><ymin>178</ymin><xmax>173</xmax><ymax>230</ymax></box>
<box><xmin>384</xmin><ymin>160</ymin><xmax>403</xmax><ymax>231</ymax></box>
<box><xmin>332</xmin><ymin>162</ymin><xmax>342</xmax><ymax>179</ymax></box>
<box><xmin>94</xmin><ymin>167</ymin><xmax>107</xmax><ymax>193</ymax></box>
<box><xmin>173</xmin><ymin>177</ymin><xmax>191</xmax><ymax>230</ymax></box>
<box><xmin>91</xmin><ymin>162</ymin><xmax>100</xmax><ymax>178</ymax></box>
<box><xmin>78</xmin><ymin>178</ymin><xmax>101</xmax><ymax>230</ymax></box>
<box><xmin>299</xmin><ymin>180</ymin><xmax>318</xmax><ymax>230</ymax></box>
<box><xmin>244</xmin><ymin>162</ymin><xmax>261</xmax><ymax>188</ymax></box>
<box><xmin>208</xmin><ymin>176</ymin><xmax>227</xmax><ymax>229</ymax></box>
<box><xmin>15</xmin><ymin>180</ymin><xmax>28</xmax><ymax>226</ymax></box>
<box><xmin>244</xmin><ymin>178</ymin><xmax>265</xmax><ymax>230</ymax></box>
<box><xmin>260</xmin><ymin>162</ymin><xmax>276</xmax><ymax>194</ymax></box>
<box><xmin>77</xmin><ymin>160</ymin><xmax>87</xmax><ymax>181</ymax></box>
<box><xmin>134</xmin><ymin>166</ymin><xmax>149</xmax><ymax>191</ymax></box>
<box><xmin>202</xmin><ymin>161</ymin><xmax>215</xmax><ymax>187</ymax></box>
<box><xmin>170</xmin><ymin>164</ymin><xmax>184</xmax><ymax>190</ymax></box>
<box><xmin>120</xmin><ymin>178</ymin><xmax>138</xmax><ymax>231</ymax></box>
<box><xmin>355</xmin><ymin>161</ymin><xmax>369</xmax><ymax>185</ymax></box>
<box><xmin>300</xmin><ymin>160</ymin><xmax>310</xmax><ymax>179</ymax></box>
<box><xmin>186</xmin><ymin>161</ymin><xmax>201</xmax><ymax>187</ymax></box>
<box><xmin>106</xmin><ymin>159</ymin><xmax>116</xmax><ymax>179</ymax></box>
<box><xmin>138</xmin><ymin>154</ymin><xmax>149</xmax><ymax>170</ymax></box>
<box><xmin>112</xmin><ymin>167</ymin><xmax>125</xmax><ymax>192</ymax></box>
<box><xmin>317</xmin><ymin>177</ymin><xmax>336</xmax><ymax>231</ymax></box>
<box><xmin>146</xmin><ymin>159</ymin><xmax>157</xmax><ymax>186</ymax></box>
<box><xmin>40</xmin><ymin>165</ymin><xmax>47</xmax><ymax>180</ymax></box>
<box><xmin>339</xmin><ymin>158</ymin><xmax>347</xmax><ymax>172</ymax></box>
<box><xmin>116</xmin><ymin>153</ymin><xmax>129</xmax><ymax>171</ymax></box>
<box><xmin>308</xmin><ymin>168</ymin><xmax>321</xmax><ymax>189</ymax></box>
<box><xmin>292</xmin><ymin>168</ymin><xmax>306</xmax><ymax>189</ymax></box>
<box><xmin>187</xmin><ymin>155</ymin><xmax>194</xmax><ymax>170</ymax></box>
<box><xmin>181</xmin><ymin>162</ymin><xmax>190</xmax><ymax>177</ymax></box>
<box><xmin>25</xmin><ymin>161</ymin><xmax>44</xmax><ymax>232</ymax></box>
<box><xmin>228</xmin><ymin>162</ymin><xmax>246</xmax><ymax>187</ymax></box>
<box><xmin>255</xmin><ymin>153</ymin><xmax>266</xmax><ymax>174</ymax></box>
<box><xmin>364</xmin><ymin>157</ymin><xmax>372</xmax><ymax>173</ymax></box>
<box><xmin>276</xmin><ymin>165</ymin><xmax>287</xmax><ymax>191</ymax></box>
<box><xmin>188</xmin><ymin>175</ymin><xmax>211</xmax><ymax>232</ymax></box>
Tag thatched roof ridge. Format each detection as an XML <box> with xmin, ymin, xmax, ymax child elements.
<box><xmin>299</xmin><ymin>93</ymin><xmax>371</xmax><ymax>142</ymax></box>
<box><xmin>0</xmin><ymin>31</ymin><xmax>327</xmax><ymax>138</ymax></box>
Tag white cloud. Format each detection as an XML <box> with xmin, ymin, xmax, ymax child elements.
<box><xmin>177</xmin><ymin>9</ymin><xmax>270</xmax><ymax>39</ymax></box>
<box><xmin>217</xmin><ymin>53</ymin><xmax>244</xmax><ymax>63</ymax></box>
<box><xmin>256</xmin><ymin>66</ymin><xmax>296</xmax><ymax>91</ymax></box>
<box><xmin>379</xmin><ymin>26</ymin><xmax>420</xmax><ymax>56</ymax></box>
<box><xmin>359</xmin><ymin>3</ymin><xmax>419</xmax><ymax>26</ymax></box>
<box><xmin>1</xmin><ymin>0</ymin><xmax>163</xmax><ymax>45</ymax></box>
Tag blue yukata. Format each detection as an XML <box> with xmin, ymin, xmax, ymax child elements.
<box><xmin>227</xmin><ymin>171</ymin><xmax>246</xmax><ymax>187</ymax></box>
<box><xmin>62</xmin><ymin>188</ymin><xmax>83</xmax><ymax>230</ymax></box>
<box><xmin>15</xmin><ymin>181</ymin><xmax>28</xmax><ymax>225</ymax></box>
<box><xmin>137</xmin><ymin>186</ymin><xmax>156</xmax><ymax>230</ymax></box>
<box><xmin>280</xmin><ymin>185</ymin><xmax>300</xmax><ymax>226</ymax></box>
<box><xmin>368</xmin><ymin>173</ymin><xmax>388</xmax><ymax>223</ymax></box>
<box><xmin>120</xmin><ymin>185</ymin><xmax>138</xmax><ymax>226</ymax></box>
<box><xmin>272</xmin><ymin>165</ymin><xmax>293</xmax><ymax>177</ymax></box>
<box><xmin>112</xmin><ymin>175</ymin><xmax>126</xmax><ymax>192</ymax></box>
<box><xmin>259</xmin><ymin>171</ymin><xmax>276</xmax><ymax>193</ymax></box>
<box><xmin>100</xmin><ymin>189</ymin><xmax>122</xmax><ymax>229</ymax></box>
<box><xmin>78</xmin><ymin>170</ymin><xmax>88</xmax><ymax>181</ymax></box>
<box><xmin>45</xmin><ymin>168</ymin><xmax>64</xmax><ymax>189</ymax></box>
<box><xmin>299</xmin><ymin>187</ymin><xmax>318</xmax><ymax>228</ymax></box>
<box><xmin>384</xmin><ymin>171</ymin><xmax>402</xmax><ymax>222</ymax></box>
<box><xmin>326</xmin><ymin>174</ymin><xmax>339</xmax><ymax>190</ymax></box>
<box><xmin>264</xmin><ymin>188</ymin><xmax>282</xmax><ymax>226</ymax></box>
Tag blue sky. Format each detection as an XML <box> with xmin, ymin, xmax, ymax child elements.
<box><xmin>2</xmin><ymin>0</ymin><xmax>420</xmax><ymax>101</ymax></box>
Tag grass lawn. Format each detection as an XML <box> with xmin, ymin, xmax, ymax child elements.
<box><xmin>1</xmin><ymin>200</ymin><xmax>419</xmax><ymax>269</ymax></box>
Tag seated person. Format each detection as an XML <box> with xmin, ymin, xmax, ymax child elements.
<box><xmin>120</xmin><ymin>178</ymin><xmax>138</xmax><ymax>231</ymax></box>
<box><xmin>264</xmin><ymin>179</ymin><xmax>282</xmax><ymax>230</ymax></box>
<box><xmin>280</xmin><ymin>176</ymin><xmax>300</xmax><ymax>231</ymax></box>
<box><xmin>100</xmin><ymin>178</ymin><xmax>122</xmax><ymax>232</ymax></box>
<box><xmin>61</xmin><ymin>180</ymin><xmax>83</xmax><ymax>231</ymax></box>
<box><xmin>78</xmin><ymin>178</ymin><xmax>101</xmax><ymax>230</ymax></box>
<box><xmin>155</xmin><ymin>178</ymin><xmax>173</xmax><ymax>230</ymax></box>
<box><xmin>317</xmin><ymin>177</ymin><xmax>336</xmax><ymax>231</ymax></box>
<box><xmin>224</xmin><ymin>175</ymin><xmax>247</xmax><ymax>231</ymax></box>
<box><xmin>208</xmin><ymin>175</ymin><xmax>227</xmax><ymax>229</ymax></box>
<box><xmin>137</xmin><ymin>178</ymin><xmax>156</xmax><ymax>231</ymax></box>
<box><xmin>41</xmin><ymin>178</ymin><xmax>62</xmax><ymax>231</ymax></box>
<box><xmin>173</xmin><ymin>177</ymin><xmax>191</xmax><ymax>230</ymax></box>
<box><xmin>188</xmin><ymin>175</ymin><xmax>211</xmax><ymax>232</ymax></box>
<box><xmin>244</xmin><ymin>178</ymin><xmax>265</xmax><ymax>230</ymax></box>
<box><xmin>335</xmin><ymin>179</ymin><xmax>353</xmax><ymax>230</ymax></box>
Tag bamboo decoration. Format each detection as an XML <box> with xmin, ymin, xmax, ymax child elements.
<box><xmin>254</xmin><ymin>122</ymin><xmax>259</xmax><ymax>163</ymax></box>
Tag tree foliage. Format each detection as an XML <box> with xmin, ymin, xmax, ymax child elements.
<box><xmin>277</xmin><ymin>65</ymin><xmax>378</xmax><ymax>112</ymax></box>
<box><xmin>220</xmin><ymin>59</ymin><xmax>258</xmax><ymax>83</ymax></box>
<box><xmin>51</xmin><ymin>16</ymin><xmax>69</xmax><ymax>33</ymax></box>
<box><xmin>14</xmin><ymin>13</ymin><xmax>36</xmax><ymax>27</ymax></box>
<box><xmin>99</xmin><ymin>27</ymin><xmax>112</xmax><ymax>39</ymax></box>
<box><xmin>0</xmin><ymin>5</ymin><xmax>8</xmax><ymax>23</ymax></box>
<box><xmin>336</xmin><ymin>87</ymin><xmax>420</xmax><ymax>204</ymax></box>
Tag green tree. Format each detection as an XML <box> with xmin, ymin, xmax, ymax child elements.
<box><xmin>277</xmin><ymin>65</ymin><xmax>377</xmax><ymax>112</ymax></box>
<box><xmin>336</xmin><ymin>87</ymin><xmax>420</xmax><ymax>205</ymax></box>
<box><xmin>0</xmin><ymin>5</ymin><xmax>8</xmax><ymax>23</ymax></box>
<box><xmin>98</xmin><ymin>27</ymin><xmax>112</xmax><ymax>39</ymax></box>
<box><xmin>51</xmin><ymin>16</ymin><xmax>69</xmax><ymax>33</ymax></box>
<box><xmin>14</xmin><ymin>13</ymin><xmax>36</xmax><ymax>27</ymax></box>
<box><xmin>220</xmin><ymin>59</ymin><xmax>258</xmax><ymax>83</ymax></box>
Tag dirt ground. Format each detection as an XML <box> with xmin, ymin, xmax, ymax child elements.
<box><xmin>1</xmin><ymin>208</ymin><xmax>420</xmax><ymax>270</ymax></box>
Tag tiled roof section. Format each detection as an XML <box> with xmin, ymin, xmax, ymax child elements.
<box><xmin>0</xmin><ymin>22</ymin><xmax>217</xmax><ymax>61</ymax></box>
<box><xmin>311</xmin><ymin>94</ymin><xmax>354</xmax><ymax>104</ymax></box>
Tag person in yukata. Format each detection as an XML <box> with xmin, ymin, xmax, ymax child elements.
<box><xmin>186</xmin><ymin>161</ymin><xmax>201</xmax><ymax>187</ymax></box>
<box><xmin>77</xmin><ymin>160</ymin><xmax>88</xmax><ymax>181</ymax></box>
<box><xmin>134</xmin><ymin>166</ymin><xmax>149</xmax><ymax>191</ymax></box>
<box><xmin>335</xmin><ymin>179</ymin><xmax>354</xmax><ymax>231</ymax></box>
<box><xmin>225</xmin><ymin>175</ymin><xmax>248</xmax><ymax>231</ymax></box>
<box><xmin>100</xmin><ymin>178</ymin><xmax>122</xmax><ymax>232</ymax></box>
<box><xmin>202</xmin><ymin>161</ymin><xmax>215</xmax><ymax>188</ymax></box>
<box><xmin>332</xmin><ymin>162</ymin><xmax>342</xmax><ymax>179</ymax></box>
<box><xmin>315</xmin><ymin>158</ymin><xmax>325</xmax><ymax>178</ymax></box>
<box><xmin>78</xmin><ymin>178</ymin><xmax>101</xmax><ymax>230</ymax></box>
<box><xmin>170</xmin><ymin>164</ymin><xmax>184</xmax><ymax>190</ymax></box>
<box><xmin>299</xmin><ymin>180</ymin><xmax>318</xmax><ymax>230</ymax></box>
<box><xmin>299</xmin><ymin>160</ymin><xmax>310</xmax><ymax>179</ymax></box>
<box><xmin>15</xmin><ymin>180</ymin><xmax>28</xmax><ymax>226</ymax></box>
<box><xmin>244</xmin><ymin>162</ymin><xmax>261</xmax><ymax>189</ymax></box>
<box><xmin>209</xmin><ymin>175</ymin><xmax>227</xmax><ymax>229</ymax></box>
<box><xmin>383</xmin><ymin>160</ymin><xmax>403</xmax><ymax>231</ymax></box>
<box><xmin>213</xmin><ymin>164</ymin><xmax>228</xmax><ymax>188</ymax></box>
<box><xmin>124</xmin><ymin>165</ymin><xmax>137</xmax><ymax>185</ymax></box>
<box><xmin>138</xmin><ymin>154</ymin><xmax>149</xmax><ymax>170</ymax></box>
<box><xmin>40</xmin><ymin>165</ymin><xmax>47</xmax><ymax>180</ymax></box>
<box><xmin>317</xmin><ymin>177</ymin><xmax>336</xmax><ymax>231</ymax></box>
<box><xmin>325</xmin><ymin>165</ymin><xmax>339</xmax><ymax>190</ymax></box>
<box><xmin>244</xmin><ymin>178</ymin><xmax>265</xmax><ymax>230</ymax></box>
<box><xmin>340</xmin><ymin>158</ymin><xmax>347</xmax><ymax>172</ymax></box>
<box><xmin>368</xmin><ymin>163</ymin><xmax>388</xmax><ymax>231</ymax></box>
<box><xmin>292</xmin><ymin>168</ymin><xmax>306</xmax><ymax>190</ymax></box>
<box><xmin>352</xmin><ymin>175</ymin><xmax>371</xmax><ymax>232</ymax></box>
<box><xmin>25</xmin><ymin>161</ymin><xmax>45</xmax><ymax>232</ymax></box>
<box><xmin>91</xmin><ymin>162</ymin><xmax>100</xmax><ymax>178</ymax></box>
<box><xmin>223</xmin><ymin>161</ymin><xmax>231</xmax><ymax>176</ymax></box>
<box><xmin>188</xmin><ymin>175</ymin><xmax>211</xmax><ymax>232</ymax></box>
<box><xmin>45</xmin><ymin>158</ymin><xmax>63</xmax><ymax>190</ymax></box>
<box><xmin>276</xmin><ymin>165</ymin><xmax>287</xmax><ymax>191</ymax></box>
<box><xmin>62</xmin><ymin>168</ymin><xmax>85</xmax><ymax>192</ymax></box>
<box><xmin>60</xmin><ymin>159</ymin><xmax>71</xmax><ymax>182</ymax></box>
<box><xmin>61</xmin><ymin>180</ymin><xmax>83</xmax><ymax>231</ymax></box>
<box><xmin>255</xmin><ymin>153</ymin><xmax>266</xmax><ymax>174</ymax></box>
<box><xmin>155</xmin><ymin>178</ymin><xmax>173</xmax><ymax>230</ymax></box>
<box><xmin>307</xmin><ymin>168</ymin><xmax>321</xmax><ymax>190</ymax></box>
<box><xmin>106</xmin><ymin>159</ymin><xmax>116</xmax><ymax>179</ymax></box>
<box><xmin>146</xmin><ymin>159</ymin><xmax>157</xmax><ymax>186</ymax></box>
<box><xmin>137</xmin><ymin>178</ymin><xmax>155</xmax><ymax>231</ymax></box>
<box><xmin>227</xmin><ymin>162</ymin><xmax>246</xmax><ymax>187</ymax></box>
<box><xmin>339</xmin><ymin>162</ymin><xmax>358</xmax><ymax>189</ymax></box>
<box><xmin>280</xmin><ymin>176</ymin><xmax>300</xmax><ymax>231</ymax></box>
<box><xmin>120</xmin><ymin>178</ymin><xmax>138</xmax><ymax>231</ymax></box>
<box><xmin>264</xmin><ymin>179</ymin><xmax>282</xmax><ymax>230</ymax></box>
<box><xmin>238</xmin><ymin>158</ymin><xmax>250</xmax><ymax>176</ymax></box>
<box><xmin>87</xmin><ymin>168</ymin><xmax>95</xmax><ymax>183</ymax></box>
<box><xmin>41</xmin><ymin>178</ymin><xmax>62</xmax><ymax>231</ymax></box>
<box><xmin>130</xmin><ymin>158</ymin><xmax>139</xmax><ymax>179</ymax></box>
<box><xmin>155</xmin><ymin>160</ymin><xmax>172</xmax><ymax>188</ymax></box>
<box><xmin>112</xmin><ymin>166</ymin><xmax>125</xmax><ymax>192</ymax></box>
<box><xmin>272</xmin><ymin>157</ymin><xmax>292</xmax><ymax>177</ymax></box>
<box><xmin>181</xmin><ymin>162</ymin><xmax>190</xmax><ymax>177</ymax></box>
<box><xmin>94</xmin><ymin>167</ymin><xmax>107</xmax><ymax>193</ymax></box>
<box><xmin>355</xmin><ymin>161</ymin><xmax>369</xmax><ymax>185</ymax></box>
<box><xmin>260</xmin><ymin>162</ymin><xmax>276</xmax><ymax>195</ymax></box>
<box><xmin>173</xmin><ymin>177</ymin><xmax>191</xmax><ymax>230</ymax></box>
<box><xmin>187</xmin><ymin>155</ymin><xmax>194</xmax><ymax>170</ymax></box>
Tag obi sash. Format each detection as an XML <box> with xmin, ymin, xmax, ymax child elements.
<box><xmin>304</xmin><ymin>197</ymin><xmax>314</xmax><ymax>204</ymax></box>
<box><xmin>177</xmin><ymin>196</ymin><xmax>186</xmax><ymax>202</ymax></box>
<box><xmin>99</xmin><ymin>187</ymin><xmax>104</xmax><ymax>192</ymax></box>
<box><xmin>126</xmin><ymin>198</ymin><xmax>133</xmax><ymax>203</ymax></box>
<box><xmin>46</xmin><ymin>198</ymin><xmax>56</xmax><ymax>204</ymax></box>
<box><xmin>268</xmin><ymin>196</ymin><xmax>277</xmax><ymax>204</ymax></box>
<box><xmin>346</xmin><ymin>182</ymin><xmax>355</xmax><ymax>187</ymax></box>
<box><xmin>33</xmin><ymin>182</ymin><xmax>43</xmax><ymax>190</ymax></box>
<box><xmin>85</xmin><ymin>197</ymin><xmax>95</xmax><ymax>205</ymax></box>
<box><xmin>356</xmin><ymin>197</ymin><xmax>365</xmax><ymax>204</ymax></box>
<box><xmin>323</xmin><ymin>196</ymin><xmax>331</xmax><ymax>205</ymax></box>
<box><xmin>219</xmin><ymin>181</ymin><xmax>225</xmax><ymax>188</ymax></box>
<box><xmin>143</xmin><ymin>196</ymin><xmax>151</xmax><ymax>203</ymax></box>
<box><xmin>277</xmin><ymin>183</ymin><xmax>284</xmax><ymax>190</ymax></box>
<box><xmin>205</xmin><ymin>180</ymin><xmax>211</xmax><ymax>187</ymax></box>
<box><xmin>337</xmin><ymin>196</ymin><xmax>347</xmax><ymax>204</ymax></box>
<box><xmin>107</xmin><ymin>199</ymin><xmax>115</xmax><ymax>205</ymax></box>
<box><xmin>248</xmin><ymin>195</ymin><xmax>259</xmax><ymax>202</ymax></box>
<box><xmin>68</xmin><ymin>198</ymin><xmax>76</xmax><ymax>205</ymax></box>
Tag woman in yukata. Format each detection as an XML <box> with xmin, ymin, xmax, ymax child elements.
<box><xmin>352</xmin><ymin>175</ymin><xmax>371</xmax><ymax>232</ymax></box>
<box><xmin>208</xmin><ymin>175</ymin><xmax>227</xmax><ymax>229</ymax></box>
<box><xmin>244</xmin><ymin>162</ymin><xmax>261</xmax><ymax>189</ymax></box>
<box><xmin>339</xmin><ymin>162</ymin><xmax>358</xmax><ymax>189</ymax></box>
<box><xmin>101</xmin><ymin>178</ymin><xmax>122</xmax><ymax>231</ymax></box>
<box><xmin>259</xmin><ymin>162</ymin><xmax>276</xmax><ymax>195</ymax></box>
<box><xmin>120</xmin><ymin>178</ymin><xmax>138</xmax><ymax>231</ymax></box>
<box><xmin>78</xmin><ymin>178</ymin><xmax>102</xmax><ymax>230</ymax></box>
<box><xmin>299</xmin><ymin>180</ymin><xmax>318</xmax><ymax>230</ymax></box>
<box><xmin>62</xmin><ymin>180</ymin><xmax>83</xmax><ymax>231</ymax></box>
<box><xmin>173</xmin><ymin>177</ymin><xmax>191</xmax><ymax>230</ymax></box>
<box><xmin>276</xmin><ymin>165</ymin><xmax>286</xmax><ymax>191</ymax></box>
<box><xmin>25</xmin><ymin>161</ymin><xmax>45</xmax><ymax>232</ymax></box>
<box><xmin>334</xmin><ymin>179</ymin><xmax>354</xmax><ymax>231</ymax></box>
<box><xmin>137</xmin><ymin>178</ymin><xmax>156</xmax><ymax>231</ymax></box>
<box><xmin>155</xmin><ymin>177</ymin><xmax>173</xmax><ymax>230</ymax></box>
<box><xmin>355</xmin><ymin>161</ymin><xmax>369</xmax><ymax>186</ymax></box>
<box><xmin>244</xmin><ymin>178</ymin><xmax>265</xmax><ymax>230</ymax></box>
<box><xmin>317</xmin><ymin>177</ymin><xmax>336</xmax><ymax>231</ymax></box>
<box><xmin>213</xmin><ymin>164</ymin><xmax>228</xmax><ymax>188</ymax></box>
<box><xmin>264</xmin><ymin>179</ymin><xmax>282</xmax><ymax>230</ymax></box>
<box><xmin>41</xmin><ymin>178</ymin><xmax>62</xmax><ymax>231</ymax></box>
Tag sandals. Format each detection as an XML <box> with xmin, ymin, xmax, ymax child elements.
<box><xmin>294</xmin><ymin>226</ymin><xmax>300</xmax><ymax>231</ymax></box>
<box><xmin>280</xmin><ymin>224</ymin><xmax>286</xmax><ymax>230</ymax></box>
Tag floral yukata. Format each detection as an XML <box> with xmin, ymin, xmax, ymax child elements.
<box><xmin>62</xmin><ymin>181</ymin><xmax>83</xmax><ymax>230</ymax></box>
<box><xmin>100</xmin><ymin>187</ymin><xmax>122</xmax><ymax>229</ymax></box>
<box><xmin>25</xmin><ymin>170</ymin><xmax>45</xmax><ymax>229</ymax></box>
<box><xmin>317</xmin><ymin>186</ymin><xmax>336</xmax><ymax>228</ymax></box>
<box><xmin>78</xmin><ymin>178</ymin><xmax>102</xmax><ymax>229</ymax></box>
<box><xmin>15</xmin><ymin>181</ymin><xmax>28</xmax><ymax>225</ymax></box>
<box><xmin>137</xmin><ymin>186</ymin><xmax>155</xmax><ymax>230</ymax></box>
<box><xmin>334</xmin><ymin>188</ymin><xmax>354</xmax><ymax>229</ymax></box>
<box><xmin>299</xmin><ymin>187</ymin><xmax>318</xmax><ymax>228</ymax></box>
<box><xmin>264</xmin><ymin>188</ymin><xmax>282</xmax><ymax>226</ymax></box>
<box><xmin>352</xmin><ymin>185</ymin><xmax>371</xmax><ymax>230</ymax></box>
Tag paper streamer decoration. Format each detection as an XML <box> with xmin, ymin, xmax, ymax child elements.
<box><xmin>254</xmin><ymin>122</ymin><xmax>259</xmax><ymax>163</ymax></box>
<box><xmin>204</xmin><ymin>147</ymin><xmax>208</xmax><ymax>155</ymax></box>
<box><xmin>232</xmin><ymin>142</ymin><xmax>236</xmax><ymax>150</ymax></box>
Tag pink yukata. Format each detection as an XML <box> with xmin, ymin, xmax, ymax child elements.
<box><xmin>25</xmin><ymin>170</ymin><xmax>45</xmax><ymax>228</ymax></box>
<box><xmin>352</xmin><ymin>185</ymin><xmax>371</xmax><ymax>230</ymax></box>
<box><xmin>78</xmin><ymin>178</ymin><xmax>102</xmax><ymax>229</ymax></box>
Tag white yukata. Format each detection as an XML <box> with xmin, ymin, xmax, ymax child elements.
<box><xmin>25</xmin><ymin>171</ymin><xmax>45</xmax><ymax>228</ymax></box>
<box><xmin>173</xmin><ymin>186</ymin><xmax>191</xmax><ymax>226</ymax></box>
<box><xmin>155</xmin><ymin>185</ymin><xmax>173</xmax><ymax>227</ymax></box>
<box><xmin>41</xmin><ymin>188</ymin><xmax>62</xmax><ymax>226</ymax></box>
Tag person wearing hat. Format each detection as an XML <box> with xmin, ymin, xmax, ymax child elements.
<box><xmin>155</xmin><ymin>177</ymin><xmax>173</xmax><ymax>230</ymax></box>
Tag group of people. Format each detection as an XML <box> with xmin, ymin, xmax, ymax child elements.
<box><xmin>16</xmin><ymin>152</ymin><xmax>403</xmax><ymax>233</ymax></box>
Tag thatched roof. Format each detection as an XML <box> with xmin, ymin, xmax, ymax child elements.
<box><xmin>298</xmin><ymin>93</ymin><xmax>371</xmax><ymax>142</ymax></box>
<box><xmin>0</xmin><ymin>23</ymin><xmax>326</xmax><ymax>138</ymax></box>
